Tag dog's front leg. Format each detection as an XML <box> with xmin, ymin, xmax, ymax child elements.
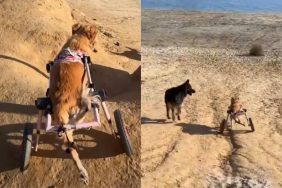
<box><xmin>166</xmin><ymin>103</ymin><xmax>171</xmax><ymax>119</ymax></box>
<box><xmin>64</xmin><ymin>130</ymin><xmax>89</xmax><ymax>185</ymax></box>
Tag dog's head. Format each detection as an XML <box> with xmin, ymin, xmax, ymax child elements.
<box><xmin>72</xmin><ymin>23</ymin><xmax>97</xmax><ymax>49</ymax></box>
<box><xmin>231</xmin><ymin>97</ymin><xmax>240</xmax><ymax>105</ymax></box>
<box><xmin>184</xmin><ymin>79</ymin><xmax>196</xmax><ymax>96</ymax></box>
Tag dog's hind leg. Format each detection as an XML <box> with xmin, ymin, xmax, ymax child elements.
<box><xmin>171</xmin><ymin>107</ymin><xmax>175</xmax><ymax>121</ymax></box>
<box><xmin>63</xmin><ymin>130</ymin><xmax>89</xmax><ymax>185</ymax></box>
<box><xmin>166</xmin><ymin>103</ymin><xmax>171</xmax><ymax>119</ymax></box>
<box><xmin>69</xmin><ymin>96</ymin><xmax>92</xmax><ymax>125</ymax></box>
<box><xmin>176</xmin><ymin>105</ymin><xmax>181</xmax><ymax>121</ymax></box>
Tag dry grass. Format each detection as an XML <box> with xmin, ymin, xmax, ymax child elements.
<box><xmin>249</xmin><ymin>44</ymin><xmax>264</xmax><ymax>56</ymax></box>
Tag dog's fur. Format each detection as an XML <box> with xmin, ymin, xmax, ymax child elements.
<box><xmin>228</xmin><ymin>97</ymin><xmax>242</xmax><ymax>114</ymax></box>
<box><xmin>228</xmin><ymin>97</ymin><xmax>243</xmax><ymax>124</ymax></box>
<box><xmin>48</xmin><ymin>23</ymin><xmax>97</xmax><ymax>185</ymax></box>
<box><xmin>165</xmin><ymin>79</ymin><xmax>195</xmax><ymax>121</ymax></box>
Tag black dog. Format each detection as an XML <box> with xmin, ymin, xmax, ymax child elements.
<box><xmin>165</xmin><ymin>79</ymin><xmax>195</xmax><ymax>121</ymax></box>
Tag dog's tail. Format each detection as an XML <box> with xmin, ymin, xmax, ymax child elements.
<box><xmin>53</xmin><ymin>102</ymin><xmax>72</xmax><ymax>125</ymax></box>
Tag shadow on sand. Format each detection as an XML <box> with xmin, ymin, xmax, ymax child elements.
<box><xmin>0</xmin><ymin>123</ymin><xmax>123</xmax><ymax>173</ymax></box>
<box><xmin>0</xmin><ymin>102</ymin><xmax>37</xmax><ymax>115</ymax></box>
<box><xmin>175</xmin><ymin>123</ymin><xmax>218</xmax><ymax>135</ymax></box>
<box><xmin>221</xmin><ymin>128</ymin><xmax>254</xmax><ymax>136</ymax></box>
<box><xmin>176</xmin><ymin>123</ymin><xmax>254</xmax><ymax>136</ymax></box>
<box><xmin>90</xmin><ymin>64</ymin><xmax>140</xmax><ymax>103</ymax></box>
<box><xmin>141</xmin><ymin>117</ymin><xmax>171</xmax><ymax>125</ymax></box>
<box><xmin>110</xmin><ymin>47</ymin><xmax>141</xmax><ymax>61</ymax></box>
<box><xmin>236</xmin><ymin>53</ymin><xmax>264</xmax><ymax>57</ymax></box>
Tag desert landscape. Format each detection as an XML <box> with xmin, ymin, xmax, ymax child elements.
<box><xmin>0</xmin><ymin>0</ymin><xmax>140</xmax><ymax>187</ymax></box>
<box><xmin>142</xmin><ymin>10</ymin><xmax>282</xmax><ymax>187</ymax></box>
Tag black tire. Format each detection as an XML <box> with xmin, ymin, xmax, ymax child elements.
<box><xmin>249</xmin><ymin>118</ymin><xmax>255</xmax><ymax>132</ymax></box>
<box><xmin>20</xmin><ymin>123</ymin><xmax>33</xmax><ymax>172</ymax></box>
<box><xmin>219</xmin><ymin>119</ymin><xmax>226</xmax><ymax>134</ymax></box>
<box><xmin>114</xmin><ymin>110</ymin><xmax>133</xmax><ymax>157</ymax></box>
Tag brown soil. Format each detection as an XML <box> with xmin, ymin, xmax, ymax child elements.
<box><xmin>142</xmin><ymin>10</ymin><xmax>282</xmax><ymax>188</ymax></box>
<box><xmin>0</xmin><ymin>0</ymin><xmax>140</xmax><ymax>187</ymax></box>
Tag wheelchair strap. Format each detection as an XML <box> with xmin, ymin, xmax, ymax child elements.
<box><xmin>54</xmin><ymin>48</ymin><xmax>88</xmax><ymax>64</ymax></box>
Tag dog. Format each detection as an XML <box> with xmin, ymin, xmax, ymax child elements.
<box><xmin>228</xmin><ymin>97</ymin><xmax>244</xmax><ymax>124</ymax></box>
<box><xmin>228</xmin><ymin>97</ymin><xmax>242</xmax><ymax>114</ymax></box>
<box><xmin>48</xmin><ymin>23</ymin><xmax>97</xmax><ymax>185</ymax></box>
<box><xmin>165</xmin><ymin>79</ymin><xmax>195</xmax><ymax>121</ymax></box>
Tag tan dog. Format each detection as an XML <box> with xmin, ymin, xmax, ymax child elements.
<box><xmin>49</xmin><ymin>23</ymin><xmax>97</xmax><ymax>185</ymax></box>
<box><xmin>228</xmin><ymin>97</ymin><xmax>243</xmax><ymax>124</ymax></box>
<box><xmin>229</xmin><ymin>97</ymin><xmax>242</xmax><ymax>114</ymax></box>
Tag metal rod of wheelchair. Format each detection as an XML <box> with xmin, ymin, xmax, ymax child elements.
<box><xmin>101</xmin><ymin>102</ymin><xmax>111</xmax><ymax>123</ymax></box>
<box><xmin>47</xmin><ymin>62</ymin><xmax>52</xmax><ymax>90</ymax></box>
<box><xmin>226</xmin><ymin>114</ymin><xmax>229</xmax><ymax>122</ymax></box>
<box><xmin>245</xmin><ymin>113</ymin><xmax>249</xmax><ymax>123</ymax></box>
<box><xmin>83</xmin><ymin>55</ymin><xmax>94</xmax><ymax>92</ymax></box>
<box><xmin>244</xmin><ymin>112</ymin><xmax>248</xmax><ymax>119</ymax></box>
<box><xmin>226</xmin><ymin>114</ymin><xmax>230</xmax><ymax>128</ymax></box>
<box><xmin>35</xmin><ymin>110</ymin><xmax>43</xmax><ymax>152</ymax></box>
<box><xmin>230</xmin><ymin>115</ymin><xmax>233</xmax><ymax>128</ymax></box>
<box><xmin>101</xmin><ymin>101</ymin><xmax>116</xmax><ymax>137</ymax></box>
<box><xmin>93</xmin><ymin>106</ymin><xmax>100</xmax><ymax>124</ymax></box>
<box><xmin>46</xmin><ymin>113</ymin><xmax>52</xmax><ymax>132</ymax></box>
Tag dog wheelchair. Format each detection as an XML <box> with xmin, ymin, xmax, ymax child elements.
<box><xmin>219</xmin><ymin>108</ymin><xmax>255</xmax><ymax>134</ymax></box>
<box><xmin>20</xmin><ymin>55</ymin><xmax>133</xmax><ymax>171</ymax></box>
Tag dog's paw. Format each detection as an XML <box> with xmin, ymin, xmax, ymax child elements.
<box><xmin>80</xmin><ymin>169</ymin><xmax>89</xmax><ymax>185</ymax></box>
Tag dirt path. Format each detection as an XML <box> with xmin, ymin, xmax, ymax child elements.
<box><xmin>141</xmin><ymin>15</ymin><xmax>282</xmax><ymax>186</ymax></box>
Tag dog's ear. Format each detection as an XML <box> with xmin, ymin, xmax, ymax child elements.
<box><xmin>72</xmin><ymin>23</ymin><xmax>81</xmax><ymax>35</ymax></box>
<box><xmin>231</xmin><ymin>97</ymin><xmax>235</xmax><ymax>103</ymax></box>
<box><xmin>233</xmin><ymin>96</ymin><xmax>239</xmax><ymax>101</ymax></box>
<box><xmin>84</xmin><ymin>25</ymin><xmax>97</xmax><ymax>40</ymax></box>
<box><xmin>186</xmin><ymin>79</ymin><xmax>189</xmax><ymax>83</ymax></box>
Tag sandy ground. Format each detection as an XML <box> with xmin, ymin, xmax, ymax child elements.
<box><xmin>0</xmin><ymin>0</ymin><xmax>140</xmax><ymax>187</ymax></box>
<box><xmin>141</xmin><ymin>10</ymin><xmax>282</xmax><ymax>188</ymax></box>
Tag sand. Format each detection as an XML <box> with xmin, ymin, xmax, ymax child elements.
<box><xmin>0</xmin><ymin>0</ymin><xmax>140</xmax><ymax>187</ymax></box>
<box><xmin>141</xmin><ymin>10</ymin><xmax>282</xmax><ymax>188</ymax></box>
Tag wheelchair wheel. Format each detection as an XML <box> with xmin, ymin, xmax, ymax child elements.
<box><xmin>20</xmin><ymin>123</ymin><xmax>33</xmax><ymax>172</ymax></box>
<box><xmin>114</xmin><ymin>110</ymin><xmax>133</xmax><ymax>157</ymax></box>
<box><xmin>249</xmin><ymin>118</ymin><xmax>255</xmax><ymax>132</ymax></box>
<box><xmin>219</xmin><ymin>119</ymin><xmax>226</xmax><ymax>134</ymax></box>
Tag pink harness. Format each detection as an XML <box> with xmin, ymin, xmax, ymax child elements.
<box><xmin>54</xmin><ymin>48</ymin><xmax>87</xmax><ymax>64</ymax></box>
